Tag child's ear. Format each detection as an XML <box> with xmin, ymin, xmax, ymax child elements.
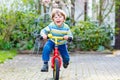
<box><xmin>51</xmin><ymin>18</ymin><xmax>54</xmax><ymax>21</ymax></box>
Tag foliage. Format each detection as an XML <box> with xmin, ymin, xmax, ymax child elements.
<box><xmin>0</xmin><ymin>6</ymin><xmax>51</xmax><ymax>50</ymax></box>
<box><xmin>0</xmin><ymin>41</ymin><xmax>13</xmax><ymax>50</ymax></box>
<box><xmin>0</xmin><ymin>0</ymin><xmax>42</xmax><ymax>50</ymax></box>
<box><xmin>70</xmin><ymin>21</ymin><xmax>113</xmax><ymax>51</ymax></box>
<box><xmin>0</xmin><ymin>10</ymin><xmax>36</xmax><ymax>50</ymax></box>
<box><xmin>0</xmin><ymin>0</ymin><xmax>116</xmax><ymax>51</ymax></box>
<box><xmin>0</xmin><ymin>50</ymin><xmax>17</xmax><ymax>63</ymax></box>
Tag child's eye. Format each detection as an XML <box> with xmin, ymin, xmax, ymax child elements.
<box><xmin>55</xmin><ymin>17</ymin><xmax>58</xmax><ymax>18</ymax></box>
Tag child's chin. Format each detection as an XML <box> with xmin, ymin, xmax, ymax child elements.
<box><xmin>56</xmin><ymin>23</ymin><xmax>61</xmax><ymax>26</ymax></box>
<box><xmin>57</xmin><ymin>24</ymin><xmax>62</xmax><ymax>26</ymax></box>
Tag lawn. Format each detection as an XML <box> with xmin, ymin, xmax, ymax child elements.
<box><xmin>0</xmin><ymin>50</ymin><xmax>17</xmax><ymax>63</ymax></box>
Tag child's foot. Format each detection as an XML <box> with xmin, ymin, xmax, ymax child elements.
<box><xmin>63</xmin><ymin>63</ymin><xmax>69</xmax><ymax>68</ymax></box>
<box><xmin>41</xmin><ymin>64</ymin><xmax>48</xmax><ymax>72</ymax></box>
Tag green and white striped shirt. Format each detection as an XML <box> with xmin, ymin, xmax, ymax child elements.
<box><xmin>40</xmin><ymin>22</ymin><xmax>73</xmax><ymax>45</ymax></box>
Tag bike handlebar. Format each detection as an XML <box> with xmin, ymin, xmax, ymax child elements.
<box><xmin>48</xmin><ymin>34</ymin><xmax>64</xmax><ymax>44</ymax></box>
<box><xmin>67</xmin><ymin>37</ymin><xmax>72</xmax><ymax>42</ymax></box>
<box><xmin>48</xmin><ymin>34</ymin><xmax>72</xmax><ymax>42</ymax></box>
<box><xmin>48</xmin><ymin>34</ymin><xmax>64</xmax><ymax>40</ymax></box>
<box><xmin>37</xmin><ymin>34</ymin><xmax>72</xmax><ymax>43</ymax></box>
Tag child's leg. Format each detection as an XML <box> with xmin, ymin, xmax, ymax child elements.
<box><xmin>58</xmin><ymin>44</ymin><xmax>70</xmax><ymax>68</ymax></box>
<box><xmin>41</xmin><ymin>40</ymin><xmax>54</xmax><ymax>72</ymax></box>
<box><xmin>42</xmin><ymin>40</ymin><xmax>54</xmax><ymax>62</ymax></box>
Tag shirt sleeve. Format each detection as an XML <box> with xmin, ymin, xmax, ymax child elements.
<box><xmin>40</xmin><ymin>26</ymin><xmax>50</xmax><ymax>36</ymax></box>
<box><xmin>67</xmin><ymin>28</ymin><xmax>73</xmax><ymax>39</ymax></box>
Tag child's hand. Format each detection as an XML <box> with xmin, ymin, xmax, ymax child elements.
<box><xmin>42</xmin><ymin>35</ymin><xmax>47</xmax><ymax>39</ymax></box>
<box><xmin>63</xmin><ymin>35</ymin><xmax>69</xmax><ymax>40</ymax></box>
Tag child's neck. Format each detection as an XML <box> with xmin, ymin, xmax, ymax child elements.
<box><xmin>55</xmin><ymin>23</ymin><xmax>63</xmax><ymax>27</ymax></box>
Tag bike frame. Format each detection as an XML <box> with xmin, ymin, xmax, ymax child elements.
<box><xmin>48</xmin><ymin>34</ymin><xmax>63</xmax><ymax>69</ymax></box>
<box><xmin>51</xmin><ymin>46</ymin><xmax>62</xmax><ymax>68</ymax></box>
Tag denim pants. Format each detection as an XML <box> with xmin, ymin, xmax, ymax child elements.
<box><xmin>42</xmin><ymin>40</ymin><xmax>70</xmax><ymax>64</ymax></box>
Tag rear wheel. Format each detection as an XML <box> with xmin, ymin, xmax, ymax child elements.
<box><xmin>53</xmin><ymin>58</ymin><xmax>60</xmax><ymax>80</ymax></box>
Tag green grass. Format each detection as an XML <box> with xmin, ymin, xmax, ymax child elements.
<box><xmin>0</xmin><ymin>50</ymin><xmax>17</xmax><ymax>63</ymax></box>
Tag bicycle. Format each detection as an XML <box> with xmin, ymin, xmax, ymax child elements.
<box><xmin>31</xmin><ymin>13</ymin><xmax>51</xmax><ymax>54</ymax></box>
<box><xmin>40</xmin><ymin>34</ymin><xmax>72</xmax><ymax>80</ymax></box>
<box><xmin>31</xmin><ymin>31</ymin><xmax>44</xmax><ymax>54</ymax></box>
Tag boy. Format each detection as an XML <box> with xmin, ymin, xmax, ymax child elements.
<box><xmin>40</xmin><ymin>8</ymin><xmax>73</xmax><ymax>72</ymax></box>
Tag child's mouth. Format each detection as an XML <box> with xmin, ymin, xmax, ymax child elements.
<box><xmin>56</xmin><ymin>21</ymin><xmax>61</xmax><ymax>23</ymax></box>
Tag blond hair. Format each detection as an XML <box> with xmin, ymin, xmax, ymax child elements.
<box><xmin>51</xmin><ymin>9</ymin><xmax>66</xmax><ymax>20</ymax></box>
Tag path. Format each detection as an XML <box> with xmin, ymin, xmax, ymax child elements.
<box><xmin>0</xmin><ymin>52</ymin><xmax>120</xmax><ymax>80</ymax></box>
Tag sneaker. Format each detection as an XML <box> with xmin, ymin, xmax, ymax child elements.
<box><xmin>41</xmin><ymin>64</ymin><xmax>48</xmax><ymax>72</ymax></box>
<box><xmin>63</xmin><ymin>63</ymin><xmax>69</xmax><ymax>68</ymax></box>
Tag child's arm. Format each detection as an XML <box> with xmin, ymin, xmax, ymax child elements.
<box><xmin>40</xmin><ymin>26</ymin><xmax>51</xmax><ymax>39</ymax></box>
<box><xmin>64</xmin><ymin>28</ymin><xmax>73</xmax><ymax>40</ymax></box>
<box><xmin>67</xmin><ymin>29</ymin><xmax>73</xmax><ymax>38</ymax></box>
<box><xmin>40</xmin><ymin>26</ymin><xmax>50</xmax><ymax>36</ymax></box>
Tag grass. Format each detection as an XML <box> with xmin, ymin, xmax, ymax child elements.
<box><xmin>0</xmin><ymin>50</ymin><xmax>17</xmax><ymax>63</ymax></box>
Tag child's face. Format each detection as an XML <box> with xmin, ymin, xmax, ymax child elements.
<box><xmin>53</xmin><ymin>13</ymin><xmax>65</xmax><ymax>27</ymax></box>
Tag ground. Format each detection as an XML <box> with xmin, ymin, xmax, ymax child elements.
<box><xmin>0</xmin><ymin>51</ymin><xmax>120</xmax><ymax>80</ymax></box>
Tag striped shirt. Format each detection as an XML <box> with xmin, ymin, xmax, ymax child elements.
<box><xmin>40</xmin><ymin>22</ymin><xmax>73</xmax><ymax>45</ymax></box>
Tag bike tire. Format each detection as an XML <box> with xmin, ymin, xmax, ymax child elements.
<box><xmin>53</xmin><ymin>58</ymin><xmax>60</xmax><ymax>80</ymax></box>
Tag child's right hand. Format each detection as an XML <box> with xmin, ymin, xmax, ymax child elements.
<box><xmin>42</xmin><ymin>35</ymin><xmax>47</xmax><ymax>40</ymax></box>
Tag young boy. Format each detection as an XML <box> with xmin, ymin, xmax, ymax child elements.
<box><xmin>40</xmin><ymin>8</ymin><xmax>73</xmax><ymax>72</ymax></box>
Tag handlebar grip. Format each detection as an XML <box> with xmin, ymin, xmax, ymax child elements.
<box><xmin>40</xmin><ymin>36</ymin><xmax>43</xmax><ymax>40</ymax></box>
<box><xmin>47</xmin><ymin>36</ymin><xmax>49</xmax><ymax>39</ymax></box>
<box><xmin>67</xmin><ymin>37</ymin><xmax>72</xmax><ymax>42</ymax></box>
<box><xmin>36</xmin><ymin>34</ymin><xmax>43</xmax><ymax>40</ymax></box>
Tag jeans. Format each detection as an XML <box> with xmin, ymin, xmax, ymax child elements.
<box><xmin>42</xmin><ymin>40</ymin><xmax>70</xmax><ymax>64</ymax></box>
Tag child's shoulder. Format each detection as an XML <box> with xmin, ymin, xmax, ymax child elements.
<box><xmin>63</xmin><ymin>23</ymin><xmax>70</xmax><ymax>28</ymax></box>
<box><xmin>49</xmin><ymin>22</ymin><xmax>54</xmax><ymax>25</ymax></box>
<box><xmin>48</xmin><ymin>22</ymin><xmax>55</xmax><ymax>27</ymax></box>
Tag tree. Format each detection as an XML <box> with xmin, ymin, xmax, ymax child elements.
<box><xmin>98</xmin><ymin>0</ymin><xmax>114</xmax><ymax>25</ymax></box>
<box><xmin>115</xmin><ymin>0</ymin><xmax>120</xmax><ymax>49</ymax></box>
<box><xmin>71</xmin><ymin>0</ymin><xmax>75</xmax><ymax>26</ymax></box>
<box><xmin>35</xmin><ymin>0</ymin><xmax>42</xmax><ymax>14</ymax></box>
<box><xmin>84</xmin><ymin>0</ymin><xmax>87</xmax><ymax>21</ymax></box>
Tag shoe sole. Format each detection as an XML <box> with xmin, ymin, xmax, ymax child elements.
<box><xmin>41</xmin><ymin>70</ymin><xmax>48</xmax><ymax>72</ymax></box>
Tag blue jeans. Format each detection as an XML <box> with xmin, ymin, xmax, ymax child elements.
<box><xmin>42</xmin><ymin>40</ymin><xmax>70</xmax><ymax>64</ymax></box>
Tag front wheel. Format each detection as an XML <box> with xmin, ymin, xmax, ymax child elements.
<box><xmin>53</xmin><ymin>58</ymin><xmax>60</xmax><ymax>80</ymax></box>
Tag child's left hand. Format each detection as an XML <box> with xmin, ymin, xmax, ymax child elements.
<box><xmin>63</xmin><ymin>35</ymin><xmax>69</xmax><ymax>40</ymax></box>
